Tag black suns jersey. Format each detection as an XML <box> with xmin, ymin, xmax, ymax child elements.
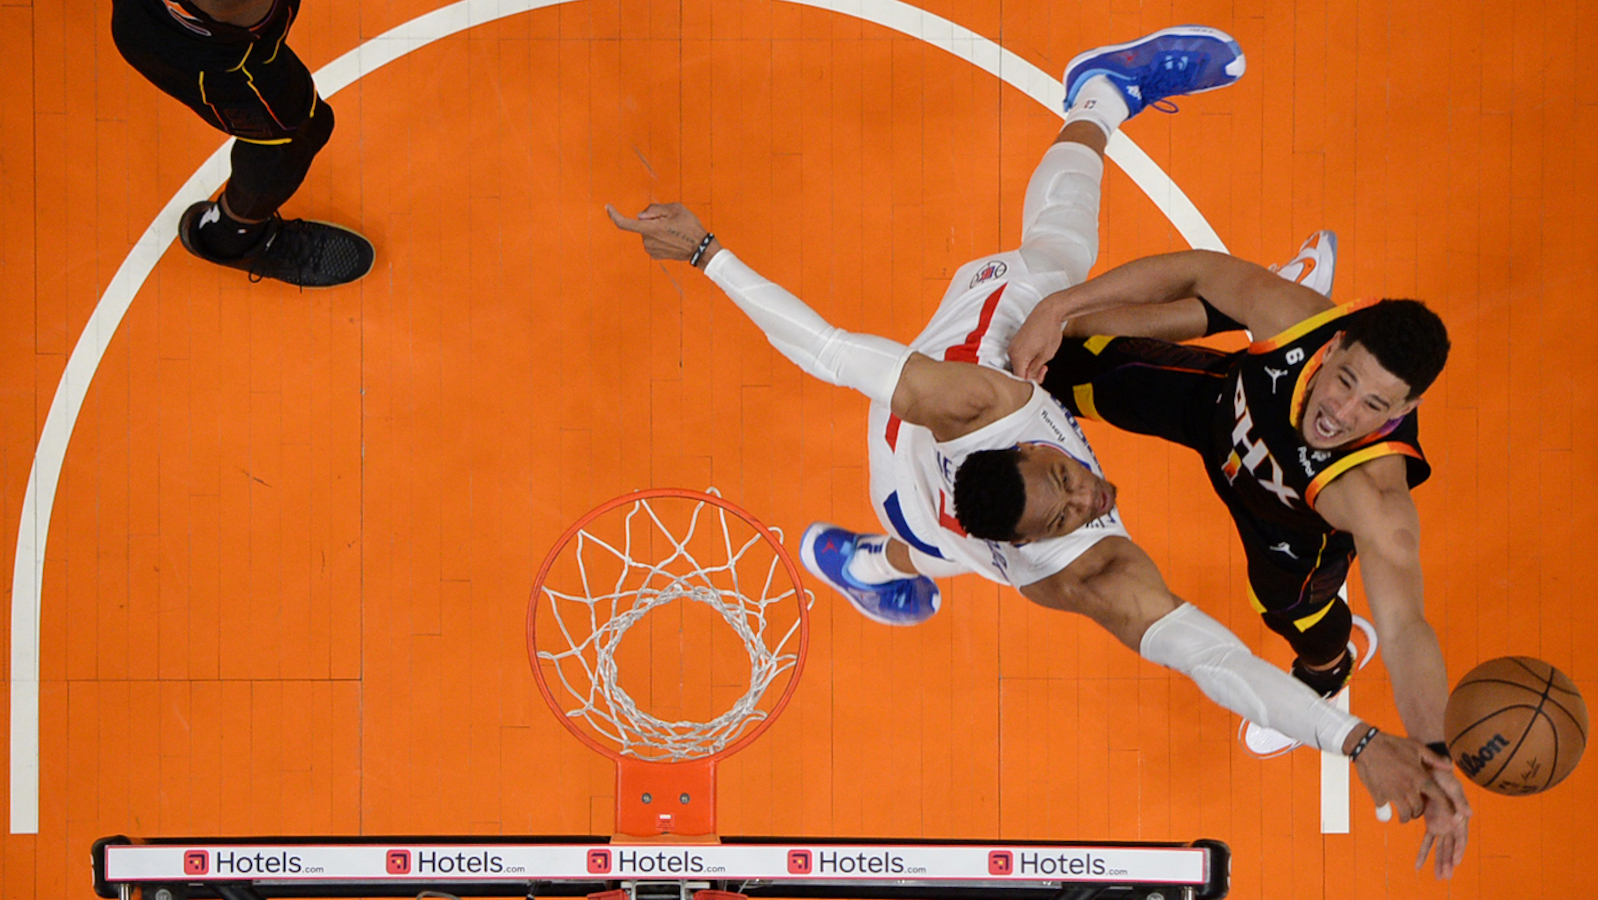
<box><xmin>1208</xmin><ymin>299</ymin><xmax>1430</xmax><ymax>536</ymax></box>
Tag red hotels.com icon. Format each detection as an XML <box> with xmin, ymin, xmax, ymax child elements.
<box><xmin>386</xmin><ymin>850</ymin><xmax>411</xmax><ymax>874</ymax></box>
<box><xmin>988</xmin><ymin>851</ymin><xmax>1013</xmax><ymax>876</ymax></box>
<box><xmin>184</xmin><ymin>850</ymin><xmax>209</xmax><ymax>875</ymax></box>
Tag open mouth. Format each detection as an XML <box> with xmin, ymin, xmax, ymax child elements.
<box><xmin>1313</xmin><ymin>411</ymin><xmax>1341</xmax><ymax>442</ymax></box>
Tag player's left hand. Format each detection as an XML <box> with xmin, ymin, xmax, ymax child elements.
<box><xmin>1007</xmin><ymin>294</ymin><xmax>1071</xmax><ymax>382</ymax></box>
<box><xmin>1414</xmin><ymin>766</ymin><xmax>1471</xmax><ymax>879</ymax></box>
<box><xmin>606</xmin><ymin>202</ymin><xmax>718</xmax><ymax>265</ymax></box>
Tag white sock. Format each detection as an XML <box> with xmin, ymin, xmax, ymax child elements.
<box><xmin>1064</xmin><ymin>75</ymin><xmax>1130</xmax><ymax>137</ymax></box>
<box><xmin>845</xmin><ymin>534</ymin><xmax>917</xmax><ymax>584</ymax></box>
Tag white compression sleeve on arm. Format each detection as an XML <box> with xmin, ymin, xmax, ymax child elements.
<box><xmin>1140</xmin><ymin>602</ymin><xmax>1361</xmax><ymax>753</ymax></box>
<box><xmin>704</xmin><ymin>250</ymin><xmax>913</xmax><ymax>405</ymax></box>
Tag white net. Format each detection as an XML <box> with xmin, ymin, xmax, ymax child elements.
<box><xmin>534</xmin><ymin>491</ymin><xmax>809</xmax><ymax>762</ymax></box>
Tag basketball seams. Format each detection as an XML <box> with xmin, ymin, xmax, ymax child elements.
<box><xmin>1451</xmin><ymin>677</ymin><xmax>1557</xmax><ymax>696</ymax></box>
<box><xmin>1447</xmin><ymin>657</ymin><xmax>1587</xmax><ymax>794</ymax></box>
<box><xmin>1508</xmin><ymin>656</ymin><xmax>1551</xmax><ymax>682</ymax></box>
<box><xmin>1480</xmin><ymin>667</ymin><xmax>1556</xmax><ymax>789</ymax></box>
<box><xmin>1446</xmin><ymin>704</ymin><xmax>1545</xmax><ymax>753</ymax></box>
<box><xmin>1541</xmin><ymin>697</ymin><xmax>1590</xmax><ymax>740</ymax></box>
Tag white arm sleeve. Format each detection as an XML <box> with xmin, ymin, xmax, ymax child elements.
<box><xmin>1140</xmin><ymin>602</ymin><xmax>1361</xmax><ymax>753</ymax></box>
<box><xmin>704</xmin><ymin>250</ymin><xmax>913</xmax><ymax>405</ymax></box>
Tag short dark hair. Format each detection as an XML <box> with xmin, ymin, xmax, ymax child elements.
<box><xmin>952</xmin><ymin>448</ymin><xmax>1027</xmax><ymax>541</ymax></box>
<box><xmin>1338</xmin><ymin>299</ymin><xmax>1451</xmax><ymax>399</ymax></box>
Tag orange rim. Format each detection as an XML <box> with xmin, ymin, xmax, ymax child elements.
<box><xmin>526</xmin><ymin>488</ymin><xmax>810</xmax><ymax>765</ymax></box>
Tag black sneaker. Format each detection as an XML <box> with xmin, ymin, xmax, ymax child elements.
<box><xmin>178</xmin><ymin>201</ymin><xmax>375</xmax><ymax>288</ymax></box>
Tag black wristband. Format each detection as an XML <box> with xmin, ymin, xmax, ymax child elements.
<box><xmin>690</xmin><ymin>232</ymin><xmax>715</xmax><ymax>268</ymax></box>
<box><xmin>1348</xmin><ymin>726</ymin><xmax>1380</xmax><ymax>762</ymax></box>
<box><xmin>1427</xmin><ymin>741</ymin><xmax>1451</xmax><ymax>760</ymax></box>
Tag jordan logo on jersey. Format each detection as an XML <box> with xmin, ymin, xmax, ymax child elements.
<box><xmin>1264</xmin><ymin>366</ymin><xmax>1288</xmax><ymax>393</ymax></box>
<box><xmin>1221</xmin><ymin>379</ymin><xmax>1300</xmax><ymax>506</ymax></box>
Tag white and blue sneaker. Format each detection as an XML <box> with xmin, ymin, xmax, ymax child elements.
<box><xmin>800</xmin><ymin>523</ymin><xmax>941</xmax><ymax>626</ymax></box>
<box><xmin>1270</xmin><ymin>230</ymin><xmax>1338</xmax><ymax>298</ymax></box>
<box><xmin>1064</xmin><ymin>26</ymin><xmax>1246</xmax><ymax>117</ymax></box>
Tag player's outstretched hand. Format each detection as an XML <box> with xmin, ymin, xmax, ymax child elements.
<box><xmin>1415</xmin><ymin>760</ymin><xmax>1471</xmax><ymax>879</ymax></box>
<box><xmin>606</xmin><ymin>202</ymin><xmax>719</xmax><ymax>265</ymax></box>
<box><xmin>1354</xmin><ymin>733</ymin><xmax>1471</xmax><ymax>878</ymax></box>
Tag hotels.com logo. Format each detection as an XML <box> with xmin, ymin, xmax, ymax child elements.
<box><xmin>588</xmin><ymin>849</ymin><xmax>611</xmax><ymax>874</ymax></box>
<box><xmin>184</xmin><ymin>850</ymin><xmax>209</xmax><ymax>875</ymax></box>
<box><xmin>988</xmin><ymin>851</ymin><xmax>1012</xmax><ymax>876</ymax></box>
<box><xmin>386</xmin><ymin>849</ymin><xmax>410</xmax><ymax>874</ymax></box>
<box><xmin>787</xmin><ymin>850</ymin><xmax>812</xmax><ymax>874</ymax></box>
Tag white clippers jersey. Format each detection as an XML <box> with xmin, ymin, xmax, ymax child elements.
<box><xmin>866</xmin><ymin>250</ymin><xmax>1128</xmax><ymax>588</ymax></box>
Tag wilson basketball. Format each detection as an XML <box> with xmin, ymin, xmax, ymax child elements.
<box><xmin>1444</xmin><ymin>657</ymin><xmax>1588</xmax><ymax>795</ymax></box>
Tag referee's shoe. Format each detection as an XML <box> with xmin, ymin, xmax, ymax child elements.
<box><xmin>180</xmin><ymin>201</ymin><xmax>375</xmax><ymax>288</ymax></box>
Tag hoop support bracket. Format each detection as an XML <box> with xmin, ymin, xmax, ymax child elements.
<box><xmin>617</xmin><ymin>758</ymin><xmax>718</xmax><ymax>836</ymax></box>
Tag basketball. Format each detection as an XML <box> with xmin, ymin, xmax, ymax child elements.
<box><xmin>1443</xmin><ymin>656</ymin><xmax>1588</xmax><ymax>795</ymax></box>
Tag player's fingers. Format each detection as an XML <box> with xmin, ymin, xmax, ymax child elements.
<box><xmin>637</xmin><ymin>202</ymin><xmax>678</xmax><ymax>220</ymax></box>
<box><xmin>1414</xmin><ymin>833</ymin><xmax>1435</xmax><ymax>871</ymax></box>
<box><xmin>1438</xmin><ymin>835</ymin><xmax>1460</xmax><ymax>879</ymax></box>
<box><xmin>1014</xmin><ymin>353</ymin><xmax>1037</xmax><ymax>381</ymax></box>
<box><xmin>606</xmin><ymin>204</ymin><xmax>646</xmax><ymax>233</ymax></box>
<box><xmin>1008</xmin><ymin>346</ymin><xmax>1034</xmax><ymax>378</ymax></box>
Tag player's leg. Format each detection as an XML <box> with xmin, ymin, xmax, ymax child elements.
<box><xmin>1232</xmin><ymin>519</ymin><xmax>1380</xmax><ymax>755</ymax></box>
<box><xmin>1017</xmin><ymin>26</ymin><xmax>1246</xmax><ymax>283</ymax></box>
<box><xmin>110</xmin><ymin>0</ymin><xmax>374</xmax><ymax>287</ymax></box>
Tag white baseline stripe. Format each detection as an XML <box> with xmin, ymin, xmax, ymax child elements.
<box><xmin>9</xmin><ymin>0</ymin><xmax>1224</xmax><ymax>833</ymax></box>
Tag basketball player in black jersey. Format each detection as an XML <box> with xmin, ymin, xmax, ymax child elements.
<box><xmin>112</xmin><ymin>0</ymin><xmax>374</xmax><ymax>286</ymax></box>
<box><xmin>1002</xmin><ymin>241</ymin><xmax>1465</xmax><ymax>877</ymax></box>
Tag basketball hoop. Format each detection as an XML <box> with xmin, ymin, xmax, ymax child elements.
<box><xmin>528</xmin><ymin>489</ymin><xmax>811</xmax><ymax>837</ymax></box>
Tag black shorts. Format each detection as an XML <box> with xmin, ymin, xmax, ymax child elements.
<box><xmin>111</xmin><ymin>0</ymin><xmax>317</xmax><ymax>143</ymax></box>
<box><xmin>1043</xmin><ymin>335</ymin><xmax>1354</xmax><ymax>624</ymax></box>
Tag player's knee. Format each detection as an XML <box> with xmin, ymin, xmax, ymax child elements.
<box><xmin>294</xmin><ymin>96</ymin><xmax>335</xmax><ymax>154</ymax></box>
<box><xmin>1265</xmin><ymin>597</ymin><xmax>1352</xmax><ymax>666</ymax></box>
<box><xmin>1017</xmin><ymin>234</ymin><xmax>1097</xmax><ymax>283</ymax></box>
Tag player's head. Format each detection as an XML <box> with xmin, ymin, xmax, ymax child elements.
<box><xmin>953</xmin><ymin>442</ymin><xmax>1117</xmax><ymax>543</ymax></box>
<box><xmin>1301</xmin><ymin>299</ymin><xmax>1450</xmax><ymax>450</ymax></box>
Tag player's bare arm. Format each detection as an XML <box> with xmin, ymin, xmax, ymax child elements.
<box><xmin>1008</xmin><ymin>251</ymin><xmax>1335</xmax><ymax>381</ymax></box>
<box><xmin>606</xmin><ymin>202</ymin><xmax>1030</xmax><ymax>439</ymax></box>
<box><xmin>1019</xmin><ymin>535</ymin><xmax>1465</xmax><ymax>829</ymax></box>
<box><xmin>1314</xmin><ymin>456</ymin><xmax>1450</xmax><ymax>744</ymax></box>
<box><xmin>1314</xmin><ymin>455</ymin><xmax>1470</xmax><ymax>877</ymax></box>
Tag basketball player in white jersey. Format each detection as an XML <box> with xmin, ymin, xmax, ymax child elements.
<box><xmin>608</xmin><ymin>26</ymin><xmax>1468</xmax><ymax>869</ymax></box>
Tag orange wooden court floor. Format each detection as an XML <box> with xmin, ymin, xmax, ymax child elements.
<box><xmin>2</xmin><ymin>0</ymin><xmax>1596</xmax><ymax>898</ymax></box>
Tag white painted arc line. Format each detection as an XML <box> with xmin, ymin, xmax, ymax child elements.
<box><xmin>8</xmin><ymin>0</ymin><xmax>1226</xmax><ymax>834</ymax></box>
